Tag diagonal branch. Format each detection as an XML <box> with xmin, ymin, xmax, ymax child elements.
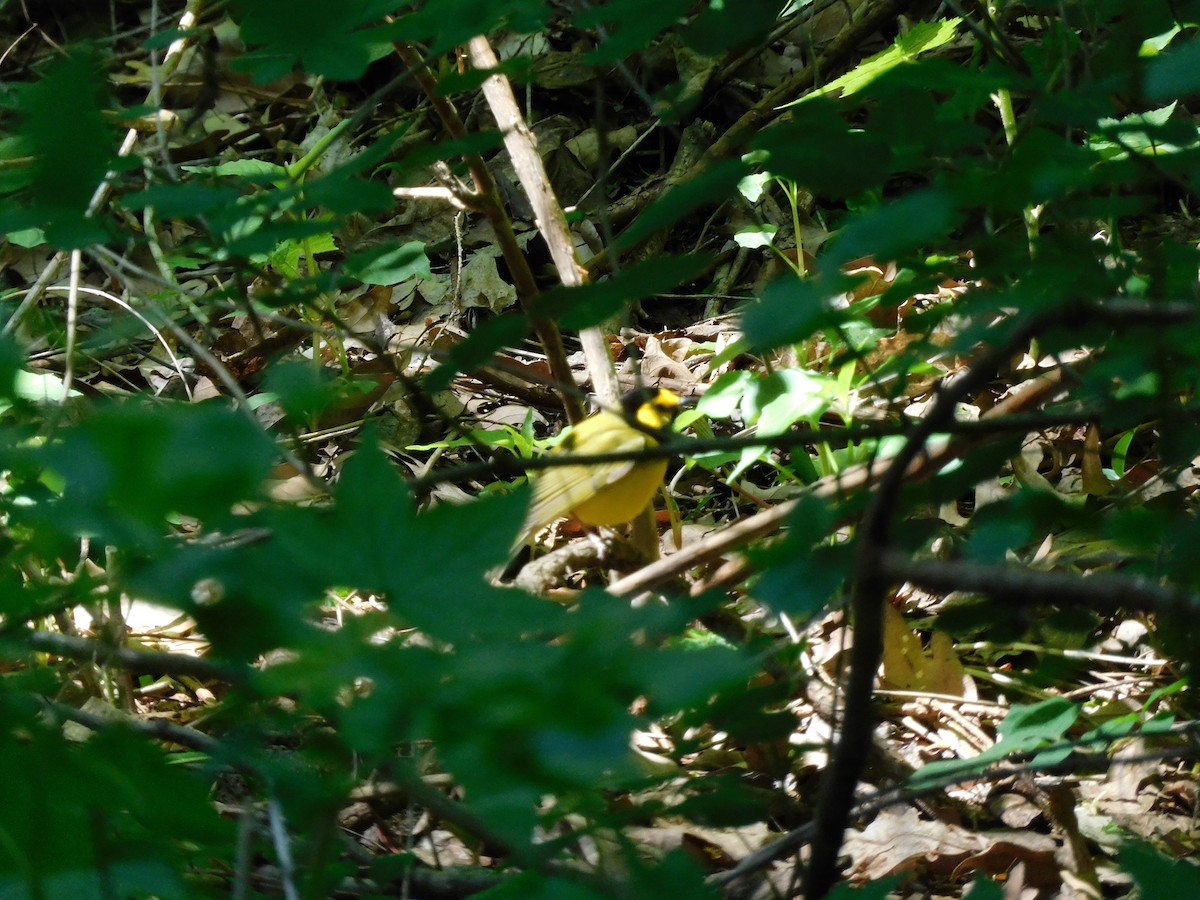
<box><xmin>465</xmin><ymin>35</ymin><xmax>621</xmax><ymax>410</ymax></box>
<box><xmin>21</xmin><ymin>628</ymin><xmax>245</xmax><ymax>683</ymax></box>
<box><xmin>390</xmin><ymin>39</ymin><xmax>584</xmax><ymax>424</ymax></box>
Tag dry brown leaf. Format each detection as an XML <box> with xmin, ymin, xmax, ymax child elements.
<box><xmin>928</xmin><ymin>630</ymin><xmax>975</xmax><ymax>698</ymax></box>
<box><xmin>881</xmin><ymin>601</ymin><xmax>927</xmax><ymax>690</ymax></box>
<box><xmin>846</xmin><ymin>807</ymin><xmax>1058</xmax><ymax>886</ymax></box>
<box><xmin>881</xmin><ymin>603</ymin><xmax>973</xmax><ymax>696</ymax></box>
<box><xmin>638</xmin><ymin>334</ymin><xmax>697</xmax><ymax>383</ymax></box>
<box><xmin>1081</xmin><ymin>423</ymin><xmax>1114</xmax><ymax>496</ymax></box>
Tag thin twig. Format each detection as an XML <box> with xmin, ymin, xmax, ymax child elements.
<box><xmin>21</xmin><ymin>628</ymin><xmax>245</xmax><ymax>683</ymax></box>
<box><xmin>40</xmin><ymin>284</ymin><xmax>193</xmax><ymax>400</ymax></box>
<box><xmin>465</xmin><ymin>35</ymin><xmax>621</xmax><ymax>408</ymax></box>
<box><xmin>390</xmin><ymin>37</ymin><xmax>584</xmax><ymax>424</ymax></box>
<box><xmin>267</xmin><ymin>796</ymin><xmax>301</xmax><ymax>900</ymax></box>
<box><xmin>37</xmin><ymin>695</ymin><xmax>222</xmax><ymax>754</ymax></box>
<box><xmin>881</xmin><ymin>553</ymin><xmax>1200</xmax><ymax>618</ymax></box>
<box><xmin>806</xmin><ymin>309</ymin><xmax>1070</xmax><ymax>897</ymax></box>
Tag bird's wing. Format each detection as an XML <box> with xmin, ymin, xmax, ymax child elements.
<box><xmin>521</xmin><ymin>413</ymin><xmax>650</xmax><ymax>535</ymax></box>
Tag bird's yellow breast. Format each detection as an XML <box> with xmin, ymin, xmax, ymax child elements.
<box><xmin>566</xmin><ymin>454</ymin><xmax>668</xmax><ymax>525</ymax></box>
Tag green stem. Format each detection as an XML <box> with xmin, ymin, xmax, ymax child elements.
<box><xmin>287</xmin><ymin>116</ymin><xmax>352</xmax><ymax>182</ymax></box>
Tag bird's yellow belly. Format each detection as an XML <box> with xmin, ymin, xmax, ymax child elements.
<box><xmin>569</xmin><ymin>459</ymin><xmax>668</xmax><ymax>525</ymax></box>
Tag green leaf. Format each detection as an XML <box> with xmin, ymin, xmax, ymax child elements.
<box><xmin>220</xmin><ymin>216</ymin><xmax>337</xmax><ymax>260</ymax></box>
<box><xmin>385</xmin><ymin>130</ymin><xmax>506</xmax><ymax>176</ymax></box>
<box><xmin>752</xmin><ymin>541</ymin><xmax>851</xmax><ymax>622</ymax></box>
<box><xmin>0</xmin><ymin>334</ymin><xmax>24</xmax><ymax>403</ymax></box>
<box><xmin>1157</xmin><ymin>418</ymin><xmax>1200</xmax><ymax>468</ymax></box>
<box><xmin>672</xmin><ymin>775</ymin><xmax>773</xmax><ymax>827</ymax></box>
<box><xmin>121</xmin><ymin>182</ymin><xmax>244</xmax><ymax>217</ymax></box>
<box><xmin>34</xmin><ymin>402</ymin><xmax>277</xmax><ymax>548</ymax></box>
<box><xmin>827</xmin><ymin>188</ymin><xmax>956</xmax><ymax>265</ymax></box>
<box><xmin>794</xmin><ymin>18</ymin><xmax>963</xmax><ymax>103</ymax></box>
<box><xmin>683</xmin><ymin>0</ymin><xmax>782</xmax><ymax>55</ymax></box>
<box><xmin>231</xmin><ymin>0</ymin><xmax>400</xmax><ymax>81</ymax></box>
<box><xmin>911</xmin><ymin>698</ymin><xmax>1079</xmax><ymax>788</ymax></box>
<box><xmin>0</xmin><ymin>720</ymin><xmax>229</xmax><ymax>896</ymax></box>
<box><xmin>531</xmin><ymin>254</ymin><xmax>713</xmax><ymax>329</ymax></box>
<box><xmin>577</xmin><ymin>0</ymin><xmax>693</xmax><ymax>64</ymax></box>
<box><xmin>10</xmin><ymin>46</ymin><xmax>115</xmax><ymax>247</ymax></box>
<box><xmin>750</xmin><ymin>369</ymin><xmax>835</xmax><ymax>435</ymax></box>
<box><xmin>301</xmin><ymin>160</ymin><xmax>396</xmax><ymax>215</ymax></box>
<box><xmin>996</xmin><ymin>697</ymin><xmax>1078</xmax><ymax>747</ymax></box>
<box><xmin>737</xmin><ymin>171</ymin><xmax>772</xmax><ymax>203</ymax></box>
<box><xmin>617</xmin><ymin>159</ymin><xmax>747</xmax><ymax>248</ymax></box>
<box><xmin>13</xmin><ymin>370</ymin><xmax>82</xmax><ymax>405</ymax></box>
<box><xmin>741</xmin><ymin>270</ymin><xmax>857</xmax><ymax>352</ymax></box>
<box><xmin>480</xmin><ymin>872</ymin><xmax>609</xmax><ymax>900</ymax></box>
<box><xmin>750</xmin><ymin>494</ymin><xmax>850</xmax><ymax>620</ymax></box>
<box><xmin>694</xmin><ymin>370</ymin><xmax>752</xmax><ymax>420</ymax></box>
<box><xmin>1089</xmin><ymin>103</ymin><xmax>1200</xmax><ymax>160</ymax></box>
<box><xmin>424</xmin><ymin>313</ymin><xmax>530</xmax><ymax>393</ymax></box>
<box><xmin>258</xmin><ymin>232</ymin><xmax>337</xmax><ymax>278</ymax></box>
<box><xmin>388</xmin><ymin>0</ymin><xmax>550</xmax><ymax>55</ymax></box>
<box><xmin>1144</xmin><ymin>37</ymin><xmax>1200</xmax><ymax>100</ymax></box>
<box><xmin>753</xmin><ymin>99</ymin><xmax>891</xmax><ymax>198</ymax></box>
<box><xmin>323</xmin><ymin>438</ymin><xmax>531</xmax><ymax>640</ymax></box>
<box><xmin>734</xmin><ymin>224</ymin><xmax>777</xmax><ymax>248</ymax></box>
<box><xmin>1140</xmin><ymin>25</ymin><xmax>1183</xmax><ymax>56</ymax></box>
<box><xmin>343</xmin><ymin>241</ymin><xmax>431</xmax><ymax>285</ymax></box>
<box><xmin>261</xmin><ymin>360</ymin><xmax>344</xmax><ymax>422</ymax></box>
<box><xmin>716</xmin><ymin>368</ymin><xmax>834</xmax><ymax>479</ymax></box>
<box><xmin>1121</xmin><ymin>842</ymin><xmax>1200</xmax><ymax>894</ymax></box>
<box><xmin>5</xmin><ymin>227</ymin><xmax>44</xmax><ymax>248</ymax></box>
<box><xmin>198</xmin><ymin>158</ymin><xmax>289</xmax><ymax>181</ymax></box>
<box><xmin>629</xmin><ymin>642</ymin><xmax>753</xmax><ymax>712</ymax></box>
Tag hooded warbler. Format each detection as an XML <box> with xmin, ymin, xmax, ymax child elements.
<box><xmin>520</xmin><ymin>387</ymin><xmax>683</xmax><ymax>542</ymax></box>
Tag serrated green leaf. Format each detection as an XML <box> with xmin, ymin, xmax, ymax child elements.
<box><xmin>792</xmin><ymin>18</ymin><xmax>962</xmax><ymax>104</ymax></box>
<box><xmin>16</xmin><ymin>47</ymin><xmax>115</xmax><ymax>247</ymax></box>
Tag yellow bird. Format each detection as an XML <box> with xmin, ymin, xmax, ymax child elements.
<box><xmin>520</xmin><ymin>387</ymin><xmax>683</xmax><ymax>542</ymax></box>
